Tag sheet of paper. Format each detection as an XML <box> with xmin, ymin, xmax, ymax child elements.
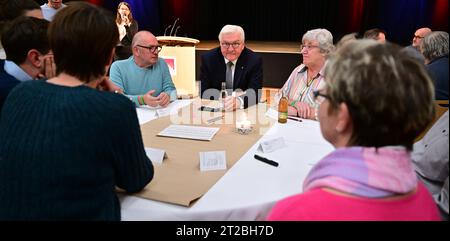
<box><xmin>136</xmin><ymin>108</ymin><xmax>157</xmax><ymax>125</ymax></box>
<box><xmin>145</xmin><ymin>147</ymin><xmax>167</xmax><ymax>164</ymax></box>
<box><xmin>158</xmin><ymin>125</ymin><xmax>220</xmax><ymax>141</ymax></box>
<box><xmin>259</xmin><ymin>137</ymin><xmax>287</xmax><ymax>153</ymax></box>
<box><xmin>199</xmin><ymin>151</ymin><xmax>227</xmax><ymax>171</ymax></box>
<box><xmin>140</xmin><ymin>100</ymin><xmax>193</xmax><ymax>118</ymax></box>
<box><xmin>156</xmin><ymin>108</ymin><xmax>171</xmax><ymax>118</ymax></box>
<box><xmin>265</xmin><ymin>108</ymin><xmax>279</xmax><ymax>121</ymax></box>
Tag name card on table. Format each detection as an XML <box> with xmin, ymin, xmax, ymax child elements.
<box><xmin>145</xmin><ymin>147</ymin><xmax>167</xmax><ymax>164</ymax></box>
<box><xmin>199</xmin><ymin>151</ymin><xmax>227</xmax><ymax>171</ymax></box>
<box><xmin>259</xmin><ymin>137</ymin><xmax>287</xmax><ymax>153</ymax></box>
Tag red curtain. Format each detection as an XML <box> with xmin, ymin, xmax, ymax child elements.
<box><xmin>433</xmin><ymin>0</ymin><xmax>449</xmax><ymax>30</ymax></box>
<box><xmin>86</xmin><ymin>0</ymin><xmax>104</xmax><ymax>6</ymax></box>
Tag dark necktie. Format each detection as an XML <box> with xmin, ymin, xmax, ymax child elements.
<box><xmin>226</xmin><ymin>61</ymin><xmax>234</xmax><ymax>90</ymax></box>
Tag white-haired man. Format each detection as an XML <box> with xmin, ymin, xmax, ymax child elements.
<box><xmin>200</xmin><ymin>25</ymin><xmax>263</xmax><ymax>111</ymax></box>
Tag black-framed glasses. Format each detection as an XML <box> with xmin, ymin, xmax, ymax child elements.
<box><xmin>220</xmin><ymin>42</ymin><xmax>241</xmax><ymax>49</ymax></box>
<box><xmin>413</xmin><ymin>35</ymin><xmax>425</xmax><ymax>39</ymax></box>
<box><xmin>313</xmin><ymin>90</ymin><xmax>331</xmax><ymax>104</ymax></box>
<box><xmin>137</xmin><ymin>44</ymin><xmax>162</xmax><ymax>53</ymax></box>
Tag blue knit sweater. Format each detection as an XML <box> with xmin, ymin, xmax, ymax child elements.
<box><xmin>0</xmin><ymin>59</ymin><xmax>21</xmax><ymax>117</ymax></box>
<box><xmin>0</xmin><ymin>80</ymin><xmax>153</xmax><ymax>220</ymax></box>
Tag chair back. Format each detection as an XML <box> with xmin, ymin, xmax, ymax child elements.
<box><xmin>415</xmin><ymin>100</ymin><xmax>449</xmax><ymax>142</ymax></box>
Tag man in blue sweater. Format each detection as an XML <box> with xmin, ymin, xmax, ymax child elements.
<box><xmin>110</xmin><ymin>31</ymin><xmax>177</xmax><ymax>108</ymax></box>
<box><xmin>40</xmin><ymin>0</ymin><xmax>66</xmax><ymax>21</ymax></box>
<box><xmin>0</xmin><ymin>16</ymin><xmax>54</xmax><ymax>115</ymax></box>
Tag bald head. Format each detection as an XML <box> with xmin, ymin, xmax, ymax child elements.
<box><xmin>413</xmin><ymin>27</ymin><xmax>432</xmax><ymax>47</ymax></box>
<box><xmin>132</xmin><ymin>31</ymin><xmax>157</xmax><ymax>48</ymax></box>
<box><xmin>131</xmin><ymin>31</ymin><xmax>160</xmax><ymax>68</ymax></box>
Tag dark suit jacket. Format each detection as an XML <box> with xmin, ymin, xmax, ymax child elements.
<box><xmin>427</xmin><ymin>55</ymin><xmax>449</xmax><ymax>100</ymax></box>
<box><xmin>200</xmin><ymin>47</ymin><xmax>263</xmax><ymax>108</ymax></box>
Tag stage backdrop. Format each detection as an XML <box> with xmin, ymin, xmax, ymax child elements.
<box><xmin>38</xmin><ymin>0</ymin><xmax>448</xmax><ymax>45</ymax></box>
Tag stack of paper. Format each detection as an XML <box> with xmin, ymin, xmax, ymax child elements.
<box><xmin>158</xmin><ymin>125</ymin><xmax>220</xmax><ymax>141</ymax></box>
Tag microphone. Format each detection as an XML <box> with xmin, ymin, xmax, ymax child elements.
<box><xmin>173</xmin><ymin>26</ymin><xmax>181</xmax><ymax>36</ymax></box>
<box><xmin>169</xmin><ymin>18</ymin><xmax>179</xmax><ymax>36</ymax></box>
<box><xmin>164</xmin><ymin>25</ymin><xmax>172</xmax><ymax>36</ymax></box>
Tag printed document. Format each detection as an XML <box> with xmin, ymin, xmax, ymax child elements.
<box><xmin>158</xmin><ymin>125</ymin><xmax>220</xmax><ymax>141</ymax></box>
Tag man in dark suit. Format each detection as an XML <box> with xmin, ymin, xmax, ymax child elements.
<box><xmin>200</xmin><ymin>25</ymin><xmax>262</xmax><ymax>110</ymax></box>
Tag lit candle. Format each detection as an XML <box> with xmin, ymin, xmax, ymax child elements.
<box><xmin>241</xmin><ymin>120</ymin><xmax>251</xmax><ymax>129</ymax></box>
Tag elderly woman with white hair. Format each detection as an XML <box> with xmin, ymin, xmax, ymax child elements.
<box><xmin>276</xmin><ymin>28</ymin><xmax>335</xmax><ymax>120</ymax></box>
<box><xmin>268</xmin><ymin>40</ymin><xmax>440</xmax><ymax>221</ymax></box>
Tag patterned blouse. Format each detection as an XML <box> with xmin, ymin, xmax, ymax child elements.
<box><xmin>276</xmin><ymin>63</ymin><xmax>326</xmax><ymax>109</ymax></box>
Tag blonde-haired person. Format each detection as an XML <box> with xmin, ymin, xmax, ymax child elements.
<box><xmin>275</xmin><ymin>28</ymin><xmax>334</xmax><ymax>120</ymax></box>
<box><xmin>268</xmin><ymin>40</ymin><xmax>440</xmax><ymax>221</ymax></box>
<box><xmin>115</xmin><ymin>1</ymin><xmax>138</xmax><ymax>60</ymax></box>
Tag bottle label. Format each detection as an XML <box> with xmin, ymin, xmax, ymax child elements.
<box><xmin>278</xmin><ymin>112</ymin><xmax>288</xmax><ymax>119</ymax></box>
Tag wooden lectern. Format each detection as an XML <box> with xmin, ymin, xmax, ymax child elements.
<box><xmin>156</xmin><ymin>36</ymin><xmax>200</xmax><ymax>98</ymax></box>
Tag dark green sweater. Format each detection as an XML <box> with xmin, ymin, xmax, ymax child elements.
<box><xmin>0</xmin><ymin>80</ymin><xmax>153</xmax><ymax>220</ymax></box>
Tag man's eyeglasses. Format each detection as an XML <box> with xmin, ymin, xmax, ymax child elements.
<box><xmin>221</xmin><ymin>42</ymin><xmax>241</xmax><ymax>49</ymax></box>
<box><xmin>137</xmin><ymin>45</ymin><xmax>162</xmax><ymax>53</ymax></box>
<box><xmin>313</xmin><ymin>90</ymin><xmax>331</xmax><ymax>104</ymax></box>
<box><xmin>300</xmin><ymin>44</ymin><xmax>320</xmax><ymax>51</ymax></box>
<box><xmin>413</xmin><ymin>35</ymin><xmax>425</xmax><ymax>39</ymax></box>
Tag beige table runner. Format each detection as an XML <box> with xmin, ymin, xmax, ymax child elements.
<box><xmin>134</xmin><ymin>101</ymin><xmax>274</xmax><ymax>206</ymax></box>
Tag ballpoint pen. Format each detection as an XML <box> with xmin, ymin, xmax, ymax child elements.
<box><xmin>287</xmin><ymin>117</ymin><xmax>302</xmax><ymax>122</ymax></box>
<box><xmin>206</xmin><ymin>115</ymin><xmax>224</xmax><ymax>124</ymax></box>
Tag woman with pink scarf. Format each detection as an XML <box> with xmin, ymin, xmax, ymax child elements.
<box><xmin>267</xmin><ymin>40</ymin><xmax>441</xmax><ymax>221</ymax></box>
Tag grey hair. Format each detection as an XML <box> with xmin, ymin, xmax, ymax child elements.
<box><xmin>336</xmin><ymin>32</ymin><xmax>357</xmax><ymax>49</ymax></box>
<box><xmin>421</xmin><ymin>31</ymin><xmax>449</xmax><ymax>61</ymax></box>
<box><xmin>324</xmin><ymin>40</ymin><xmax>435</xmax><ymax>150</ymax></box>
<box><xmin>302</xmin><ymin>28</ymin><xmax>335</xmax><ymax>54</ymax></box>
<box><xmin>218</xmin><ymin>25</ymin><xmax>245</xmax><ymax>42</ymax></box>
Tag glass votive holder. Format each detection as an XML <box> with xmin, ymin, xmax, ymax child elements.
<box><xmin>235</xmin><ymin>120</ymin><xmax>253</xmax><ymax>135</ymax></box>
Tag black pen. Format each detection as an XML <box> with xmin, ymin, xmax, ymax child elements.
<box><xmin>254</xmin><ymin>154</ymin><xmax>279</xmax><ymax>167</ymax></box>
<box><xmin>287</xmin><ymin>117</ymin><xmax>302</xmax><ymax>122</ymax></box>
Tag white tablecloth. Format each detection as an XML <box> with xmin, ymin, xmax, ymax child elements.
<box><xmin>119</xmin><ymin>102</ymin><xmax>334</xmax><ymax>220</ymax></box>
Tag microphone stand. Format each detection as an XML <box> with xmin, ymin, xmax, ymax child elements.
<box><xmin>169</xmin><ymin>18</ymin><xmax>179</xmax><ymax>36</ymax></box>
<box><xmin>164</xmin><ymin>25</ymin><xmax>172</xmax><ymax>36</ymax></box>
<box><xmin>173</xmin><ymin>26</ymin><xmax>181</xmax><ymax>36</ymax></box>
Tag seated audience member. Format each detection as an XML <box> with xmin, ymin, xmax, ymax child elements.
<box><xmin>412</xmin><ymin>111</ymin><xmax>449</xmax><ymax>220</ymax></box>
<box><xmin>267</xmin><ymin>40</ymin><xmax>440</xmax><ymax>221</ymax></box>
<box><xmin>110</xmin><ymin>31</ymin><xmax>177</xmax><ymax>108</ymax></box>
<box><xmin>275</xmin><ymin>29</ymin><xmax>334</xmax><ymax>120</ymax></box>
<box><xmin>421</xmin><ymin>31</ymin><xmax>449</xmax><ymax>100</ymax></box>
<box><xmin>40</xmin><ymin>0</ymin><xmax>66</xmax><ymax>21</ymax></box>
<box><xmin>403</xmin><ymin>27</ymin><xmax>432</xmax><ymax>64</ymax></box>
<box><xmin>0</xmin><ymin>2</ymin><xmax>153</xmax><ymax>220</ymax></box>
<box><xmin>336</xmin><ymin>32</ymin><xmax>357</xmax><ymax>49</ymax></box>
<box><xmin>200</xmin><ymin>25</ymin><xmax>262</xmax><ymax>111</ymax></box>
<box><xmin>0</xmin><ymin>0</ymin><xmax>44</xmax><ymax>59</ymax></box>
<box><xmin>363</xmin><ymin>28</ymin><xmax>386</xmax><ymax>43</ymax></box>
<box><xmin>0</xmin><ymin>16</ymin><xmax>53</xmax><ymax>115</ymax></box>
<box><xmin>115</xmin><ymin>1</ymin><xmax>138</xmax><ymax>60</ymax></box>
